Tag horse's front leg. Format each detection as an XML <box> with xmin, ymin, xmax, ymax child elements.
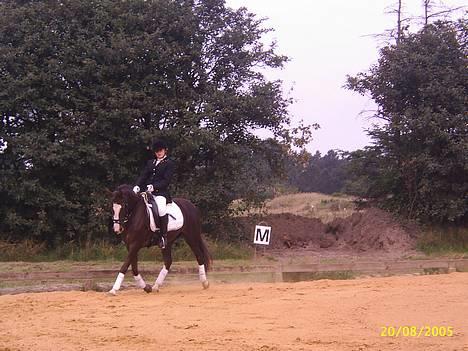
<box><xmin>131</xmin><ymin>252</ymin><xmax>153</xmax><ymax>293</ymax></box>
<box><xmin>109</xmin><ymin>244</ymin><xmax>139</xmax><ymax>295</ymax></box>
<box><xmin>152</xmin><ymin>245</ymin><xmax>173</xmax><ymax>291</ymax></box>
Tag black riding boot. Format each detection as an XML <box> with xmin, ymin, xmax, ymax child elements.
<box><xmin>159</xmin><ymin>214</ymin><xmax>168</xmax><ymax>249</ymax></box>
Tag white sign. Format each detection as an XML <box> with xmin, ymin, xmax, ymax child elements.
<box><xmin>254</xmin><ymin>225</ymin><xmax>271</xmax><ymax>245</ymax></box>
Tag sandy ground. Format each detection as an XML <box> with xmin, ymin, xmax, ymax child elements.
<box><xmin>0</xmin><ymin>273</ymin><xmax>467</xmax><ymax>351</ymax></box>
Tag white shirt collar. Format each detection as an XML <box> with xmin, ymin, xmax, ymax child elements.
<box><xmin>155</xmin><ymin>156</ymin><xmax>167</xmax><ymax>165</ymax></box>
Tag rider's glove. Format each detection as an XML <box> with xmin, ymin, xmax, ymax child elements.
<box><xmin>132</xmin><ymin>185</ymin><xmax>140</xmax><ymax>194</ymax></box>
<box><xmin>146</xmin><ymin>184</ymin><xmax>154</xmax><ymax>193</ymax></box>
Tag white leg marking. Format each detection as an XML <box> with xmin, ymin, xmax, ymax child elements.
<box><xmin>153</xmin><ymin>266</ymin><xmax>168</xmax><ymax>290</ymax></box>
<box><xmin>109</xmin><ymin>272</ymin><xmax>125</xmax><ymax>295</ymax></box>
<box><xmin>198</xmin><ymin>264</ymin><xmax>207</xmax><ymax>282</ymax></box>
<box><xmin>199</xmin><ymin>264</ymin><xmax>209</xmax><ymax>289</ymax></box>
<box><xmin>134</xmin><ymin>274</ymin><xmax>146</xmax><ymax>289</ymax></box>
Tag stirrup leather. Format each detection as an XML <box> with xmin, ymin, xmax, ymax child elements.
<box><xmin>141</xmin><ymin>192</ymin><xmax>160</xmax><ymax>232</ymax></box>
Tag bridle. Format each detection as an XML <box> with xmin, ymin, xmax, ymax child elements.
<box><xmin>113</xmin><ymin>200</ymin><xmax>132</xmax><ymax>233</ymax></box>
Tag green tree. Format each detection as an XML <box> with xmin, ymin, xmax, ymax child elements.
<box><xmin>0</xmin><ymin>0</ymin><xmax>310</xmax><ymax>244</ymax></box>
<box><xmin>288</xmin><ymin>150</ymin><xmax>349</xmax><ymax>194</ymax></box>
<box><xmin>346</xmin><ymin>20</ymin><xmax>467</xmax><ymax>223</ymax></box>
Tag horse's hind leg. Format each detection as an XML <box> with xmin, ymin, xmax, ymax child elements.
<box><xmin>183</xmin><ymin>233</ymin><xmax>209</xmax><ymax>289</ymax></box>
<box><xmin>152</xmin><ymin>245</ymin><xmax>173</xmax><ymax>291</ymax></box>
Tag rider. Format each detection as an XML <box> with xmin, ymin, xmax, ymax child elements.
<box><xmin>133</xmin><ymin>139</ymin><xmax>175</xmax><ymax>249</ymax></box>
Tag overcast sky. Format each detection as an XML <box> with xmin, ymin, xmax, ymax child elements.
<box><xmin>225</xmin><ymin>0</ymin><xmax>466</xmax><ymax>154</ymax></box>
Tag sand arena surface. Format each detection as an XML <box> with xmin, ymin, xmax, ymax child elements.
<box><xmin>0</xmin><ymin>273</ymin><xmax>467</xmax><ymax>351</ymax></box>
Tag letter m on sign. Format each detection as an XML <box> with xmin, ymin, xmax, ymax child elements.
<box><xmin>254</xmin><ymin>225</ymin><xmax>271</xmax><ymax>245</ymax></box>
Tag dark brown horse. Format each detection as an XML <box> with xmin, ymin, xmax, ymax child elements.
<box><xmin>109</xmin><ymin>184</ymin><xmax>211</xmax><ymax>295</ymax></box>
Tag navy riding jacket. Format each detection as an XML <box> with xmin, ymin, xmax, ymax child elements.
<box><xmin>135</xmin><ymin>157</ymin><xmax>175</xmax><ymax>201</ymax></box>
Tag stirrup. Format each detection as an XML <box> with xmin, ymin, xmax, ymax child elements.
<box><xmin>159</xmin><ymin>236</ymin><xmax>166</xmax><ymax>249</ymax></box>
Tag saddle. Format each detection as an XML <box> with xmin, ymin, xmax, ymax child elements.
<box><xmin>141</xmin><ymin>192</ymin><xmax>184</xmax><ymax>233</ymax></box>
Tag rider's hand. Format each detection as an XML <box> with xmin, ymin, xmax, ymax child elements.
<box><xmin>146</xmin><ymin>184</ymin><xmax>154</xmax><ymax>193</ymax></box>
<box><xmin>132</xmin><ymin>186</ymin><xmax>140</xmax><ymax>194</ymax></box>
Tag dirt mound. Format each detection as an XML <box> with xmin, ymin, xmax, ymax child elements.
<box><xmin>240</xmin><ymin>208</ymin><xmax>417</xmax><ymax>252</ymax></box>
<box><xmin>242</xmin><ymin>213</ymin><xmax>327</xmax><ymax>249</ymax></box>
<box><xmin>326</xmin><ymin>208</ymin><xmax>417</xmax><ymax>252</ymax></box>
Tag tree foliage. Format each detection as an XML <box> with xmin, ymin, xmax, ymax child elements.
<box><xmin>0</xmin><ymin>0</ymin><xmax>310</xmax><ymax>244</ymax></box>
<box><xmin>346</xmin><ymin>20</ymin><xmax>467</xmax><ymax>223</ymax></box>
<box><xmin>288</xmin><ymin>150</ymin><xmax>349</xmax><ymax>195</ymax></box>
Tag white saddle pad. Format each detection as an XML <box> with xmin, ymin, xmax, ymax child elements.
<box><xmin>146</xmin><ymin>201</ymin><xmax>184</xmax><ymax>232</ymax></box>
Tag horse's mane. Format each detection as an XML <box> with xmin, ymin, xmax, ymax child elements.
<box><xmin>113</xmin><ymin>184</ymin><xmax>140</xmax><ymax>204</ymax></box>
<box><xmin>117</xmin><ymin>184</ymin><xmax>133</xmax><ymax>194</ymax></box>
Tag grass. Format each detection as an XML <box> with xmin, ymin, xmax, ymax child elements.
<box><xmin>416</xmin><ymin>226</ymin><xmax>468</xmax><ymax>257</ymax></box>
<box><xmin>0</xmin><ymin>240</ymin><xmax>128</xmax><ymax>262</ymax></box>
<box><xmin>0</xmin><ymin>238</ymin><xmax>253</xmax><ymax>263</ymax></box>
<box><xmin>233</xmin><ymin>192</ymin><xmax>357</xmax><ymax>223</ymax></box>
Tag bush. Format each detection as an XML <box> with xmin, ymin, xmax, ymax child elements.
<box><xmin>0</xmin><ymin>238</ymin><xmax>253</xmax><ymax>262</ymax></box>
<box><xmin>417</xmin><ymin>226</ymin><xmax>468</xmax><ymax>255</ymax></box>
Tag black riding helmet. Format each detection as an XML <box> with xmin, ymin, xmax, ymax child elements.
<box><xmin>152</xmin><ymin>139</ymin><xmax>168</xmax><ymax>152</ymax></box>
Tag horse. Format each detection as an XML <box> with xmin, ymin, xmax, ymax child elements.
<box><xmin>109</xmin><ymin>184</ymin><xmax>211</xmax><ymax>295</ymax></box>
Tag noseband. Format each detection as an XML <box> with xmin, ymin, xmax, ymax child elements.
<box><xmin>112</xmin><ymin>217</ymin><xmax>128</xmax><ymax>225</ymax></box>
<box><xmin>113</xmin><ymin>202</ymin><xmax>131</xmax><ymax>227</ymax></box>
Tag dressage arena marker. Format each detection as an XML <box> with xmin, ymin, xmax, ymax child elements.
<box><xmin>253</xmin><ymin>224</ymin><xmax>271</xmax><ymax>259</ymax></box>
<box><xmin>254</xmin><ymin>225</ymin><xmax>271</xmax><ymax>245</ymax></box>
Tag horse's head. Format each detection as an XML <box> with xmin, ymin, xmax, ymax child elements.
<box><xmin>112</xmin><ymin>184</ymin><xmax>138</xmax><ymax>234</ymax></box>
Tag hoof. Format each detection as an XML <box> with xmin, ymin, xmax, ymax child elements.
<box><xmin>143</xmin><ymin>284</ymin><xmax>152</xmax><ymax>293</ymax></box>
<box><xmin>108</xmin><ymin>289</ymin><xmax>117</xmax><ymax>296</ymax></box>
<box><xmin>152</xmin><ymin>284</ymin><xmax>160</xmax><ymax>292</ymax></box>
<box><xmin>202</xmin><ymin>280</ymin><xmax>210</xmax><ymax>289</ymax></box>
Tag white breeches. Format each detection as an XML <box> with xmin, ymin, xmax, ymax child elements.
<box><xmin>154</xmin><ymin>196</ymin><xmax>167</xmax><ymax>216</ymax></box>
